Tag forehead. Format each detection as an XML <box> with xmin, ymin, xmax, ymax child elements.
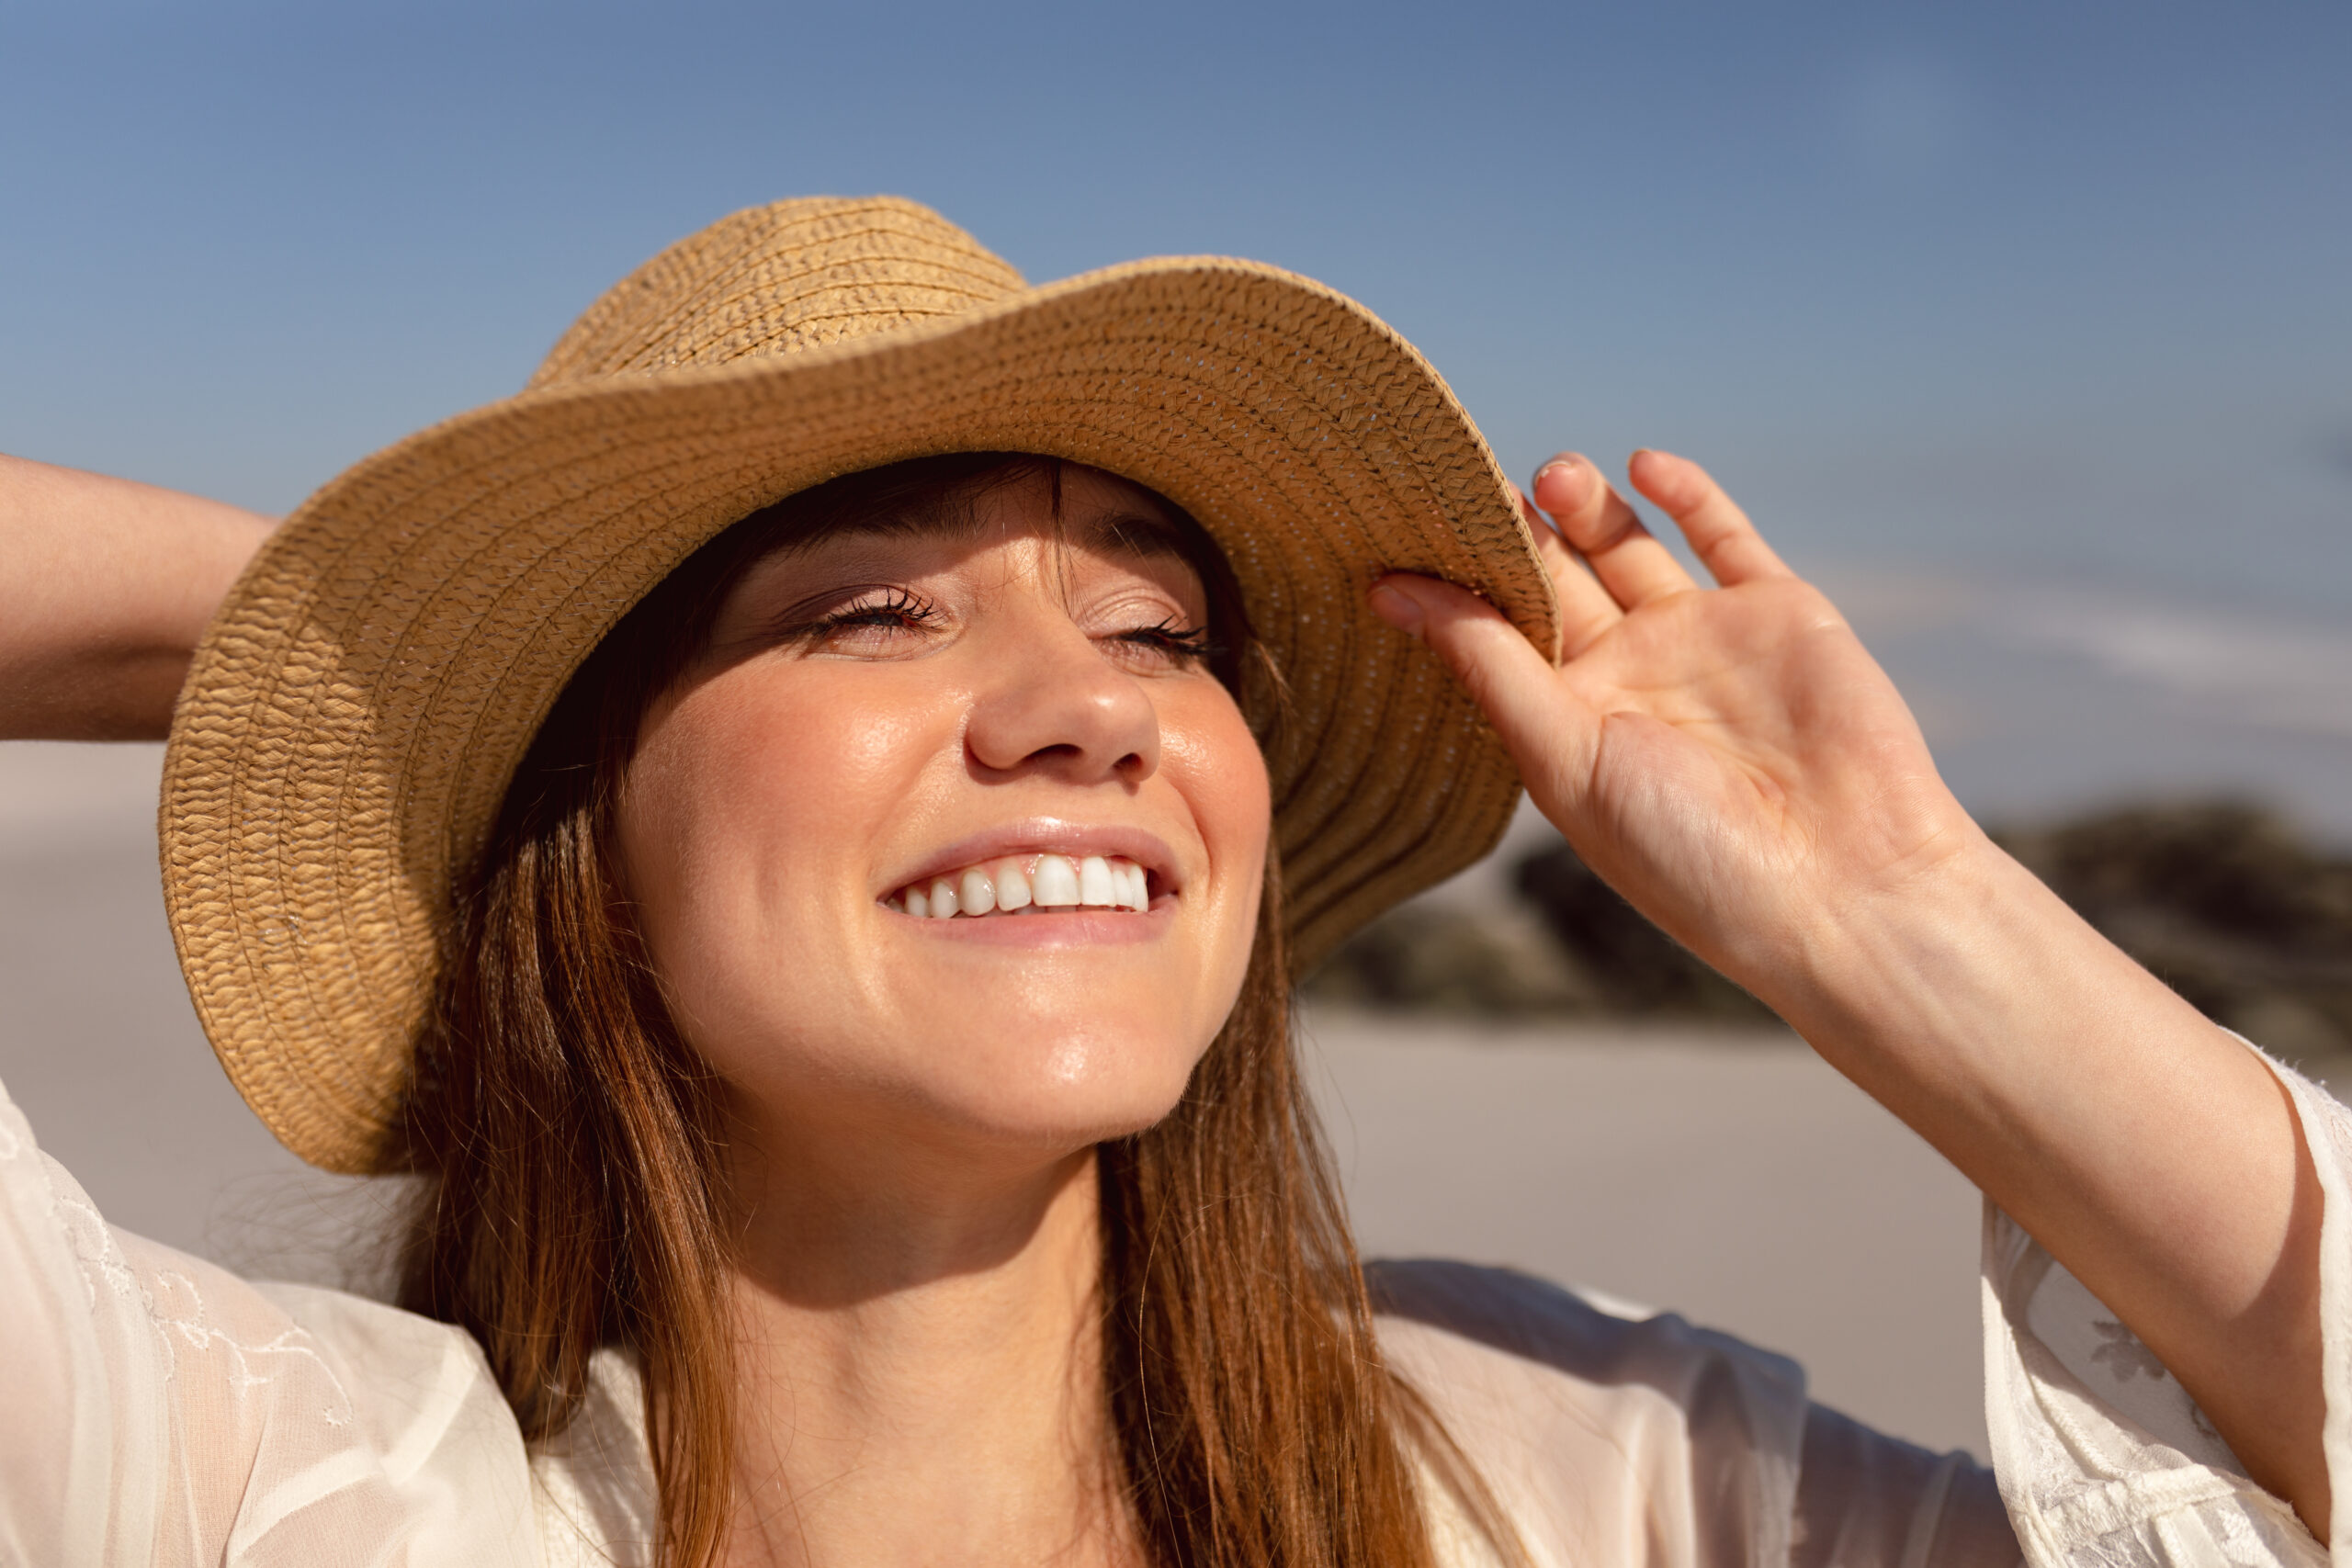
<box><xmin>779</xmin><ymin>463</ymin><xmax>1197</xmax><ymax>567</ymax></box>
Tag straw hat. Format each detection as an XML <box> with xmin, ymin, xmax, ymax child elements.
<box><xmin>161</xmin><ymin>196</ymin><xmax>1560</xmax><ymax>1174</ymax></box>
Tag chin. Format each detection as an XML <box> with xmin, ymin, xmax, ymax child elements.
<box><xmin>690</xmin><ymin>955</ymin><xmax>1242</xmax><ymax>1168</ymax></box>
<box><xmin>918</xmin><ymin>1027</ymin><xmax>1206</xmax><ymax>1154</ymax></box>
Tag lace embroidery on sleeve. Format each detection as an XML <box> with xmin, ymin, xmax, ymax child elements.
<box><xmin>3</xmin><ymin>1075</ymin><xmax>542</xmax><ymax>1565</ymax></box>
<box><xmin>1980</xmin><ymin>1037</ymin><xmax>2352</xmax><ymax>1568</ymax></box>
<box><xmin>46</xmin><ymin>1168</ymin><xmax>357</xmax><ymax>1428</ymax></box>
<box><xmin>149</xmin><ymin>1269</ymin><xmax>358</xmax><ymax>1427</ymax></box>
<box><xmin>1983</xmin><ymin>1203</ymin><xmax>2315</xmax><ymax>1568</ymax></box>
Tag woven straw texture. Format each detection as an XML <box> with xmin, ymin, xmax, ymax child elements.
<box><xmin>161</xmin><ymin>197</ymin><xmax>1559</xmax><ymax>1173</ymax></box>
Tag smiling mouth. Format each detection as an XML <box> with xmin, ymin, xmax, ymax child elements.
<box><xmin>888</xmin><ymin>853</ymin><xmax>1153</xmax><ymax>919</ymax></box>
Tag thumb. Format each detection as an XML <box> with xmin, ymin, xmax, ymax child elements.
<box><xmin>1369</xmin><ymin>574</ymin><xmax>1600</xmax><ymax>808</ymax></box>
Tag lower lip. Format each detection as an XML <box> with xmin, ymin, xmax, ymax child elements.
<box><xmin>884</xmin><ymin>901</ymin><xmax>1174</xmax><ymax>947</ymax></box>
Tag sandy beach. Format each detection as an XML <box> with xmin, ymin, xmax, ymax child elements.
<box><xmin>6</xmin><ymin>741</ymin><xmax>1992</xmax><ymax>1457</ymax></box>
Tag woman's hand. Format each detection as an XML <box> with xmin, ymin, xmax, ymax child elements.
<box><xmin>0</xmin><ymin>454</ymin><xmax>274</xmax><ymax>740</ymax></box>
<box><xmin>1371</xmin><ymin>450</ymin><xmax>2332</xmax><ymax>1534</ymax></box>
<box><xmin>1370</xmin><ymin>449</ymin><xmax>1979</xmax><ymax>1006</ymax></box>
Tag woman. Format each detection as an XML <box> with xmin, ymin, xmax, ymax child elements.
<box><xmin>0</xmin><ymin>197</ymin><xmax>2339</xmax><ymax>1568</ymax></box>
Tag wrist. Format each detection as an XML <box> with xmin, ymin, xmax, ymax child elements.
<box><xmin>1761</xmin><ymin>829</ymin><xmax>2087</xmax><ymax>1077</ymax></box>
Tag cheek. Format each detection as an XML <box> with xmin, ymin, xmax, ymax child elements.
<box><xmin>1197</xmin><ymin>720</ymin><xmax>1272</xmax><ymax>864</ymax></box>
<box><xmin>611</xmin><ymin>659</ymin><xmax>1276</xmax><ymax>1153</ymax></box>
<box><xmin>616</xmin><ymin>670</ymin><xmax>945</xmax><ymax>1012</ymax></box>
<box><xmin>1162</xmin><ymin>687</ymin><xmax>1273</xmax><ymax>971</ymax></box>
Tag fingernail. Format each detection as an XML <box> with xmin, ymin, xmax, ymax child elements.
<box><xmin>1367</xmin><ymin>581</ymin><xmax>1426</xmax><ymax>639</ymax></box>
<box><xmin>1533</xmin><ymin>456</ymin><xmax>1582</xmax><ymax>484</ymax></box>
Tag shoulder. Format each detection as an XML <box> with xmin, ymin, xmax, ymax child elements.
<box><xmin>533</xmin><ymin>1347</ymin><xmax>661</xmax><ymax>1567</ymax></box>
<box><xmin>246</xmin><ymin>1275</ymin><xmax>524</xmax><ymax>1471</ymax></box>
<box><xmin>1367</xmin><ymin>1256</ymin><xmax>1807</xmax><ymax>1412</ymax></box>
<box><xmin>80</xmin><ymin>1222</ymin><xmax>521</xmax><ymax>1468</ymax></box>
<box><xmin>242</xmin><ymin>1275</ymin><xmax>657</xmax><ymax>1567</ymax></box>
<box><xmin>1367</xmin><ymin>1259</ymin><xmax>1814</xmax><ymax>1568</ymax></box>
<box><xmin>98</xmin><ymin>1232</ymin><xmax>537</xmax><ymax>1560</ymax></box>
<box><xmin>0</xmin><ymin>1075</ymin><xmax>536</xmax><ymax>1558</ymax></box>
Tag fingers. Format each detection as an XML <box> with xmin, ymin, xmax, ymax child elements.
<box><xmin>1511</xmin><ymin>481</ymin><xmax>1623</xmax><ymax>658</ymax></box>
<box><xmin>1625</xmin><ymin>448</ymin><xmax>1792</xmax><ymax>586</ymax></box>
<box><xmin>1530</xmin><ymin>454</ymin><xmax>1697</xmax><ymax>611</ymax></box>
<box><xmin>1367</xmin><ymin>573</ymin><xmax>1600</xmax><ymax>803</ymax></box>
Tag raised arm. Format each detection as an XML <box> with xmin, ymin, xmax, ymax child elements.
<box><xmin>1369</xmin><ymin>450</ymin><xmax>2329</xmax><ymax>1536</ymax></box>
<box><xmin>0</xmin><ymin>454</ymin><xmax>274</xmax><ymax>741</ymax></box>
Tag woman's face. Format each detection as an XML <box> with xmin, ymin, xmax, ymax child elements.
<box><xmin>616</xmin><ymin>468</ymin><xmax>1271</xmax><ymax>1168</ymax></box>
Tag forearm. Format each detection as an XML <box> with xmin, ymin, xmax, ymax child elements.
<box><xmin>1385</xmin><ymin>443</ymin><xmax>2335</xmax><ymax>1529</ymax></box>
<box><xmin>1771</xmin><ymin>837</ymin><xmax>2327</xmax><ymax>1530</ymax></box>
<box><xmin>0</xmin><ymin>454</ymin><xmax>273</xmax><ymax>740</ymax></box>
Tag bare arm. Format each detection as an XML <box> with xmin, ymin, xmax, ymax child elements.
<box><xmin>0</xmin><ymin>454</ymin><xmax>274</xmax><ymax>740</ymax></box>
<box><xmin>1369</xmin><ymin>450</ymin><xmax>2329</xmax><ymax>1535</ymax></box>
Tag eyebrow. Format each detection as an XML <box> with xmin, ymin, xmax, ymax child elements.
<box><xmin>1074</xmin><ymin>509</ymin><xmax>1192</xmax><ymax>562</ymax></box>
<box><xmin>785</xmin><ymin>502</ymin><xmax>1193</xmax><ymax>565</ymax></box>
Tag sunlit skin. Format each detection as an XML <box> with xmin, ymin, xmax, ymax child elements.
<box><xmin>619</xmin><ymin>469</ymin><xmax>1267</xmax><ymax>1174</ymax></box>
<box><xmin>613</xmin><ymin>468</ymin><xmax>1268</xmax><ymax>1564</ymax></box>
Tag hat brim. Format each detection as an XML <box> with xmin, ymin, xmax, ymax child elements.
<box><xmin>162</xmin><ymin>254</ymin><xmax>1560</xmax><ymax>1173</ymax></box>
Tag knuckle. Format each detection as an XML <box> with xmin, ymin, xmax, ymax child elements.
<box><xmin>1688</xmin><ymin>513</ymin><xmax>1747</xmax><ymax>550</ymax></box>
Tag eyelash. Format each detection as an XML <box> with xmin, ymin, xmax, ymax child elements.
<box><xmin>795</xmin><ymin>592</ymin><xmax>1216</xmax><ymax>667</ymax></box>
<box><xmin>1119</xmin><ymin>618</ymin><xmax>1217</xmax><ymax>666</ymax></box>
<box><xmin>811</xmin><ymin>586</ymin><xmax>938</xmax><ymax>634</ymax></box>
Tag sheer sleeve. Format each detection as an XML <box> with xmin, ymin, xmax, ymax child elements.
<box><xmin>1793</xmin><ymin>1400</ymin><xmax>2021</xmax><ymax>1568</ymax></box>
<box><xmin>1371</xmin><ymin>1258</ymin><xmax>2017</xmax><ymax>1568</ymax></box>
<box><xmin>1980</xmin><ymin>1043</ymin><xmax>2350</xmax><ymax>1568</ymax></box>
<box><xmin>0</xmin><ymin>1073</ymin><xmax>539</xmax><ymax>1567</ymax></box>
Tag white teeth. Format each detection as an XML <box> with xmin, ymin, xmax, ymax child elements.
<box><xmin>1031</xmin><ymin>854</ymin><xmax>1081</xmax><ymax>908</ymax></box>
<box><xmin>892</xmin><ymin>852</ymin><xmax>1157</xmax><ymax>917</ymax></box>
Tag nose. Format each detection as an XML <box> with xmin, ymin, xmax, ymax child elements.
<box><xmin>964</xmin><ymin>617</ymin><xmax>1160</xmax><ymax>785</ymax></box>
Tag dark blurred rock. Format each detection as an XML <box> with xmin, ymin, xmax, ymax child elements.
<box><xmin>1303</xmin><ymin>905</ymin><xmax>1598</xmax><ymax>1015</ymax></box>
<box><xmin>1511</xmin><ymin>844</ymin><xmax>1776</xmax><ymax>1021</ymax></box>
<box><xmin>1303</xmin><ymin>844</ymin><xmax>1773</xmax><ymax>1021</ymax></box>
<box><xmin>1992</xmin><ymin>801</ymin><xmax>2352</xmax><ymax>1055</ymax></box>
<box><xmin>1305</xmin><ymin>799</ymin><xmax>2352</xmax><ymax>1049</ymax></box>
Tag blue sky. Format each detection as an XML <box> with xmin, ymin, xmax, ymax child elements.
<box><xmin>6</xmin><ymin>0</ymin><xmax>2350</xmax><ymax>823</ymax></box>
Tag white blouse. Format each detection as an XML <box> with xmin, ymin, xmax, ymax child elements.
<box><xmin>2</xmin><ymin>1044</ymin><xmax>2344</xmax><ymax>1568</ymax></box>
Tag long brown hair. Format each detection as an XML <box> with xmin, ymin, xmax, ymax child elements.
<box><xmin>394</xmin><ymin>455</ymin><xmax>1494</xmax><ymax>1566</ymax></box>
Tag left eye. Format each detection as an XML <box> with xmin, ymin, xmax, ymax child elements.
<box><xmin>1108</xmin><ymin>623</ymin><xmax>1214</xmax><ymax>668</ymax></box>
<box><xmin>799</xmin><ymin>587</ymin><xmax>942</xmax><ymax>648</ymax></box>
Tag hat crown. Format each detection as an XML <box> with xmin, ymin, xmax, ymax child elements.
<box><xmin>527</xmin><ymin>197</ymin><xmax>1027</xmax><ymax>390</ymax></box>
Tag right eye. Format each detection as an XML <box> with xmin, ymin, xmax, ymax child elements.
<box><xmin>793</xmin><ymin>587</ymin><xmax>944</xmax><ymax>653</ymax></box>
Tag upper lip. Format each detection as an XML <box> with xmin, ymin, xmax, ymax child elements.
<box><xmin>885</xmin><ymin>818</ymin><xmax>1183</xmax><ymax>897</ymax></box>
